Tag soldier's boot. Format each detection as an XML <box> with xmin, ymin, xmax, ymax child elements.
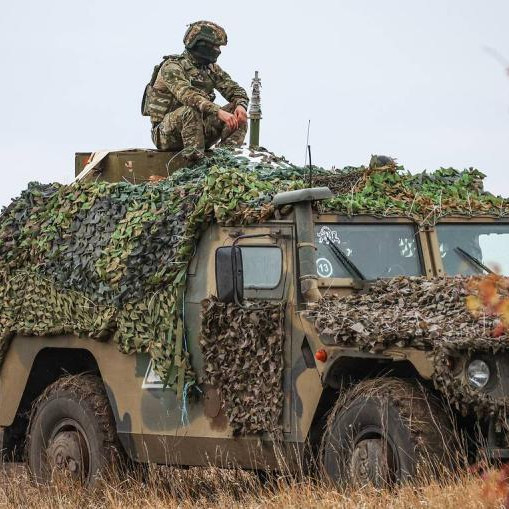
<box><xmin>182</xmin><ymin>148</ymin><xmax>206</xmax><ymax>162</ymax></box>
<box><xmin>217</xmin><ymin>121</ymin><xmax>248</xmax><ymax>148</ymax></box>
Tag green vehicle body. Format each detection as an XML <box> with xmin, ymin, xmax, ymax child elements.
<box><xmin>0</xmin><ymin>149</ymin><xmax>507</xmax><ymax>474</ymax></box>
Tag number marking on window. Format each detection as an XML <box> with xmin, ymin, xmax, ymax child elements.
<box><xmin>316</xmin><ymin>257</ymin><xmax>333</xmax><ymax>278</ymax></box>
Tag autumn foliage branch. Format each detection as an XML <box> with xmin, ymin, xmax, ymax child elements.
<box><xmin>466</xmin><ymin>274</ymin><xmax>509</xmax><ymax>337</ymax></box>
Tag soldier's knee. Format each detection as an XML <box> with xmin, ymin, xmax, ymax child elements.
<box><xmin>180</xmin><ymin>106</ymin><xmax>202</xmax><ymax>124</ymax></box>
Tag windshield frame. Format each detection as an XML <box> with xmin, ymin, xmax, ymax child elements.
<box><xmin>312</xmin><ymin>214</ymin><xmax>509</xmax><ymax>285</ymax></box>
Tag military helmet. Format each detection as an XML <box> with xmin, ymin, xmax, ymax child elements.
<box><xmin>183</xmin><ymin>20</ymin><xmax>228</xmax><ymax>49</ymax></box>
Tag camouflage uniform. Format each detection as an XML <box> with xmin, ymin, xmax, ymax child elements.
<box><xmin>150</xmin><ymin>51</ymin><xmax>249</xmax><ymax>158</ymax></box>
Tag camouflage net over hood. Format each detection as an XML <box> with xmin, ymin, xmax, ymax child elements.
<box><xmin>0</xmin><ymin>147</ymin><xmax>508</xmax><ymax>392</ymax></box>
<box><xmin>306</xmin><ymin>276</ymin><xmax>509</xmax><ymax>428</ymax></box>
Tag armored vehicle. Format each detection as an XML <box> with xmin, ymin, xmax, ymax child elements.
<box><xmin>0</xmin><ymin>147</ymin><xmax>508</xmax><ymax>487</ymax></box>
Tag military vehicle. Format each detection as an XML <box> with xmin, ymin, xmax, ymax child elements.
<box><xmin>0</xmin><ymin>143</ymin><xmax>508</xmax><ymax>489</ymax></box>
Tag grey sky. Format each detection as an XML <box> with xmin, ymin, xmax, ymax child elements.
<box><xmin>0</xmin><ymin>0</ymin><xmax>507</xmax><ymax>207</ymax></box>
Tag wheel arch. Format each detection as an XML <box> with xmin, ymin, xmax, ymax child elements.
<box><xmin>324</xmin><ymin>355</ymin><xmax>424</xmax><ymax>389</ymax></box>
<box><xmin>0</xmin><ymin>335</ymin><xmax>124</xmax><ymax>460</ymax></box>
<box><xmin>308</xmin><ymin>355</ymin><xmax>434</xmax><ymax>448</ymax></box>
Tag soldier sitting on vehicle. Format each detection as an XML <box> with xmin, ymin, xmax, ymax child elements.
<box><xmin>142</xmin><ymin>20</ymin><xmax>249</xmax><ymax>161</ymax></box>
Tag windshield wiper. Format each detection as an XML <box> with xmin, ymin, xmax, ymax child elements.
<box><xmin>455</xmin><ymin>246</ymin><xmax>494</xmax><ymax>275</ymax></box>
<box><xmin>327</xmin><ymin>242</ymin><xmax>366</xmax><ymax>280</ymax></box>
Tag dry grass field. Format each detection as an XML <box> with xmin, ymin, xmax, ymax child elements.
<box><xmin>0</xmin><ymin>465</ymin><xmax>507</xmax><ymax>509</ymax></box>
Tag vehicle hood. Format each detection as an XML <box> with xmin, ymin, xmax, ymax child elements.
<box><xmin>304</xmin><ymin>276</ymin><xmax>507</xmax><ymax>352</ymax></box>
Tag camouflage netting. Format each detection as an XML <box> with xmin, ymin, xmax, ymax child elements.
<box><xmin>1</xmin><ymin>147</ymin><xmax>508</xmax><ymax>394</ymax></box>
<box><xmin>315</xmin><ymin>155</ymin><xmax>509</xmax><ymax>224</ymax></box>
<box><xmin>0</xmin><ymin>148</ymin><xmax>305</xmax><ymax>391</ymax></box>
<box><xmin>306</xmin><ymin>276</ymin><xmax>509</xmax><ymax>428</ymax></box>
<box><xmin>200</xmin><ymin>297</ymin><xmax>285</xmax><ymax>435</ymax></box>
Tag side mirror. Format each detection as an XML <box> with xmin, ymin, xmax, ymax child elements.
<box><xmin>215</xmin><ymin>246</ymin><xmax>244</xmax><ymax>304</ymax></box>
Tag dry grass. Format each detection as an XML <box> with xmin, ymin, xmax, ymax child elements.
<box><xmin>0</xmin><ymin>464</ymin><xmax>505</xmax><ymax>509</ymax></box>
<box><xmin>6</xmin><ymin>377</ymin><xmax>499</xmax><ymax>508</ymax></box>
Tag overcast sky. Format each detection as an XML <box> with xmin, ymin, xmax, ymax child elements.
<box><xmin>0</xmin><ymin>1</ymin><xmax>507</xmax><ymax>207</ymax></box>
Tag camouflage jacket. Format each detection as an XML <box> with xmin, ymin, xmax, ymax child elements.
<box><xmin>149</xmin><ymin>51</ymin><xmax>249</xmax><ymax>123</ymax></box>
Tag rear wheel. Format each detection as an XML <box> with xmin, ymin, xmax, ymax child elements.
<box><xmin>27</xmin><ymin>374</ymin><xmax>121</xmax><ymax>485</ymax></box>
<box><xmin>321</xmin><ymin>378</ymin><xmax>455</xmax><ymax>487</ymax></box>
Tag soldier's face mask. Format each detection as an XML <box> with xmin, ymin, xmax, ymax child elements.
<box><xmin>190</xmin><ymin>41</ymin><xmax>221</xmax><ymax>64</ymax></box>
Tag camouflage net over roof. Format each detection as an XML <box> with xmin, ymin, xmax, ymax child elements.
<box><xmin>0</xmin><ymin>148</ymin><xmax>508</xmax><ymax>393</ymax></box>
<box><xmin>315</xmin><ymin>155</ymin><xmax>509</xmax><ymax>224</ymax></box>
<box><xmin>0</xmin><ymin>149</ymin><xmax>304</xmax><ymax>392</ymax></box>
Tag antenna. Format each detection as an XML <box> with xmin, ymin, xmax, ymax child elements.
<box><xmin>304</xmin><ymin>120</ymin><xmax>313</xmax><ymax>187</ymax></box>
<box><xmin>304</xmin><ymin>119</ymin><xmax>311</xmax><ymax>164</ymax></box>
<box><xmin>307</xmin><ymin>145</ymin><xmax>313</xmax><ymax>188</ymax></box>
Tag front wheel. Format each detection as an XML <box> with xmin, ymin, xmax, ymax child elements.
<box><xmin>321</xmin><ymin>378</ymin><xmax>455</xmax><ymax>487</ymax></box>
<box><xmin>27</xmin><ymin>374</ymin><xmax>121</xmax><ymax>485</ymax></box>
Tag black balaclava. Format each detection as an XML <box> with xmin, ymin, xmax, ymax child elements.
<box><xmin>189</xmin><ymin>40</ymin><xmax>221</xmax><ymax>65</ymax></box>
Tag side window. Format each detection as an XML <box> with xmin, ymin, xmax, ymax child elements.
<box><xmin>240</xmin><ymin>246</ymin><xmax>282</xmax><ymax>289</ymax></box>
<box><xmin>437</xmin><ymin>224</ymin><xmax>509</xmax><ymax>276</ymax></box>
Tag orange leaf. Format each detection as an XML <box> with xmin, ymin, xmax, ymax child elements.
<box><xmin>478</xmin><ymin>278</ymin><xmax>499</xmax><ymax>308</ymax></box>
<box><xmin>466</xmin><ymin>295</ymin><xmax>482</xmax><ymax>315</ymax></box>
<box><xmin>492</xmin><ymin>322</ymin><xmax>506</xmax><ymax>338</ymax></box>
<box><xmin>495</xmin><ymin>299</ymin><xmax>509</xmax><ymax>327</ymax></box>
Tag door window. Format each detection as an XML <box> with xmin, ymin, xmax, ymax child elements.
<box><xmin>240</xmin><ymin>246</ymin><xmax>283</xmax><ymax>289</ymax></box>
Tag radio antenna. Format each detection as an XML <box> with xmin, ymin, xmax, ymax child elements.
<box><xmin>307</xmin><ymin>145</ymin><xmax>313</xmax><ymax>188</ymax></box>
<box><xmin>304</xmin><ymin>120</ymin><xmax>311</xmax><ymax>164</ymax></box>
<box><xmin>304</xmin><ymin>120</ymin><xmax>313</xmax><ymax>187</ymax></box>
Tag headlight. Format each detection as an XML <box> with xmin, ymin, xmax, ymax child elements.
<box><xmin>466</xmin><ymin>359</ymin><xmax>490</xmax><ymax>389</ymax></box>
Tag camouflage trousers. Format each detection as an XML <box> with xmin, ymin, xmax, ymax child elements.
<box><xmin>151</xmin><ymin>102</ymin><xmax>247</xmax><ymax>159</ymax></box>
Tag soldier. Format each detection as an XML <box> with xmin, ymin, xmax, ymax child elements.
<box><xmin>144</xmin><ymin>21</ymin><xmax>249</xmax><ymax>161</ymax></box>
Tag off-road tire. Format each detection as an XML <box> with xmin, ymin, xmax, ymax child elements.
<box><xmin>321</xmin><ymin>378</ymin><xmax>456</xmax><ymax>486</ymax></box>
<box><xmin>27</xmin><ymin>374</ymin><xmax>122</xmax><ymax>485</ymax></box>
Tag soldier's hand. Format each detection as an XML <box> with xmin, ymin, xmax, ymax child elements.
<box><xmin>217</xmin><ymin>109</ymin><xmax>239</xmax><ymax>130</ymax></box>
<box><xmin>234</xmin><ymin>106</ymin><xmax>248</xmax><ymax>125</ymax></box>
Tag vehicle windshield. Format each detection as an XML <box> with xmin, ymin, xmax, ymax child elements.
<box><xmin>314</xmin><ymin>224</ymin><xmax>422</xmax><ymax>279</ymax></box>
<box><xmin>436</xmin><ymin>223</ymin><xmax>509</xmax><ymax>276</ymax></box>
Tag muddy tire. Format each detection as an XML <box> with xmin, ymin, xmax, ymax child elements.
<box><xmin>321</xmin><ymin>378</ymin><xmax>455</xmax><ymax>487</ymax></box>
<box><xmin>27</xmin><ymin>374</ymin><xmax>121</xmax><ymax>485</ymax></box>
